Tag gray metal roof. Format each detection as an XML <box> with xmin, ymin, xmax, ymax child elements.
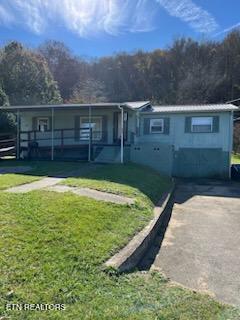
<box><xmin>124</xmin><ymin>101</ymin><xmax>150</xmax><ymax>109</ymax></box>
<box><xmin>1</xmin><ymin>102</ymin><xmax>237</xmax><ymax>113</ymax></box>
<box><xmin>147</xmin><ymin>104</ymin><xmax>238</xmax><ymax>113</ymax></box>
<box><xmin>0</xmin><ymin>101</ymin><xmax>150</xmax><ymax>111</ymax></box>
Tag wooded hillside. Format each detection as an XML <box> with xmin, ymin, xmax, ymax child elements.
<box><xmin>1</xmin><ymin>31</ymin><xmax>240</xmax><ymax>106</ymax></box>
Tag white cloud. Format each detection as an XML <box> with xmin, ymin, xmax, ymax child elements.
<box><xmin>156</xmin><ymin>0</ymin><xmax>218</xmax><ymax>33</ymax></box>
<box><xmin>0</xmin><ymin>0</ymin><xmax>158</xmax><ymax>37</ymax></box>
<box><xmin>213</xmin><ymin>22</ymin><xmax>240</xmax><ymax>37</ymax></box>
<box><xmin>0</xmin><ymin>4</ymin><xmax>14</xmax><ymax>25</ymax></box>
<box><xmin>0</xmin><ymin>0</ymin><xmax>218</xmax><ymax>37</ymax></box>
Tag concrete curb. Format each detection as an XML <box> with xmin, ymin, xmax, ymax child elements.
<box><xmin>104</xmin><ymin>183</ymin><xmax>175</xmax><ymax>273</ymax></box>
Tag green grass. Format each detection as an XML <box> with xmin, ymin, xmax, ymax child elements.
<box><xmin>0</xmin><ymin>161</ymin><xmax>239</xmax><ymax>319</ymax></box>
<box><xmin>0</xmin><ymin>160</ymin><xmax>91</xmax><ymax>190</ymax></box>
<box><xmin>63</xmin><ymin>163</ymin><xmax>172</xmax><ymax>208</ymax></box>
<box><xmin>0</xmin><ymin>173</ymin><xmax>39</xmax><ymax>190</ymax></box>
<box><xmin>232</xmin><ymin>153</ymin><xmax>240</xmax><ymax>164</ymax></box>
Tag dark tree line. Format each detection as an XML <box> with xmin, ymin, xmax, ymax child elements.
<box><xmin>1</xmin><ymin>31</ymin><xmax>240</xmax><ymax>107</ymax></box>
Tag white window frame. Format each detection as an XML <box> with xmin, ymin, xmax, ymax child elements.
<box><xmin>80</xmin><ymin>116</ymin><xmax>103</xmax><ymax>140</ymax></box>
<box><xmin>150</xmin><ymin>118</ymin><xmax>164</xmax><ymax>134</ymax></box>
<box><xmin>37</xmin><ymin>117</ymin><xmax>49</xmax><ymax>132</ymax></box>
<box><xmin>191</xmin><ymin>117</ymin><xmax>213</xmax><ymax>133</ymax></box>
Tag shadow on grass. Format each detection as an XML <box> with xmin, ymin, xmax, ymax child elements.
<box><xmin>0</xmin><ymin>159</ymin><xmax>172</xmax><ymax>205</ymax></box>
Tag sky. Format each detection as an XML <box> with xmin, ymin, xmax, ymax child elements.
<box><xmin>0</xmin><ymin>0</ymin><xmax>240</xmax><ymax>58</ymax></box>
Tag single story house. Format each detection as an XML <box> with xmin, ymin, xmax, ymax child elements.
<box><xmin>0</xmin><ymin>101</ymin><xmax>238</xmax><ymax>178</ymax></box>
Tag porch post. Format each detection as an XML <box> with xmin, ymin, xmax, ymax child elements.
<box><xmin>16</xmin><ymin>108</ymin><xmax>20</xmax><ymax>159</ymax></box>
<box><xmin>88</xmin><ymin>105</ymin><xmax>92</xmax><ymax>162</ymax></box>
<box><xmin>120</xmin><ymin>105</ymin><xmax>124</xmax><ymax>164</ymax></box>
<box><xmin>51</xmin><ymin>107</ymin><xmax>54</xmax><ymax>161</ymax></box>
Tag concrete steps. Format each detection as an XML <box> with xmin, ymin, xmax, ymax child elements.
<box><xmin>94</xmin><ymin>146</ymin><xmax>121</xmax><ymax>163</ymax></box>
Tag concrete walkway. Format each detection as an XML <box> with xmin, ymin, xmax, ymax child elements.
<box><xmin>6</xmin><ymin>177</ymin><xmax>64</xmax><ymax>193</ymax></box>
<box><xmin>47</xmin><ymin>185</ymin><xmax>134</xmax><ymax>205</ymax></box>
<box><xmin>151</xmin><ymin>181</ymin><xmax>240</xmax><ymax>306</ymax></box>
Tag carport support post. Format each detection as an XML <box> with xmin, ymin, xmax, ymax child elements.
<box><xmin>119</xmin><ymin>105</ymin><xmax>124</xmax><ymax>164</ymax></box>
<box><xmin>229</xmin><ymin>110</ymin><xmax>233</xmax><ymax>179</ymax></box>
<box><xmin>16</xmin><ymin>109</ymin><xmax>20</xmax><ymax>159</ymax></box>
<box><xmin>88</xmin><ymin>105</ymin><xmax>92</xmax><ymax>162</ymax></box>
<box><xmin>51</xmin><ymin>107</ymin><xmax>54</xmax><ymax>161</ymax></box>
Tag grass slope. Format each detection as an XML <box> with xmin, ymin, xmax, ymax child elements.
<box><xmin>63</xmin><ymin>163</ymin><xmax>171</xmax><ymax>207</ymax></box>
<box><xmin>0</xmin><ymin>161</ymin><xmax>239</xmax><ymax>319</ymax></box>
<box><xmin>232</xmin><ymin>153</ymin><xmax>240</xmax><ymax>164</ymax></box>
<box><xmin>0</xmin><ymin>160</ymin><xmax>91</xmax><ymax>190</ymax></box>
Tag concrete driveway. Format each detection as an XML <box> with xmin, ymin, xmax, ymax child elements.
<box><xmin>152</xmin><ymin>180</ymin><xmax>240</xmax><ymax>306</ymax></box>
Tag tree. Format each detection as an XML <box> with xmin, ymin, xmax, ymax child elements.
<box><xmin>0</xmin><ymin>85</ymin><xmax>15</xmax><ymax>133</ymax></box>
<box><xmin>39</xmin><ymin>40</ymin><xmax>89</xmax><ymax>101</ymax></box>
<box><xmin>0</xmin><ymin>41</ymin><xmax>62</xmax><ymax>105</ymax></box>
<box><xmin>0</xmin><ymin>85</ymin><xmax>9</xmax><ymax>106</ymax></box>
<box><xmin>233</xmin><ymin>122</ymin><xmax>240</xmax><ymax>154</ymax></box>
<box><xmin>70</xmin><ymin>78</ymin><xmax>107</xmax><ymax>103</ymax></box>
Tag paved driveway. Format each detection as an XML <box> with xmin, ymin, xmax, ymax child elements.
<box><xmin>152</xmin><ymin>180</ymin><xmax>240</xmax><ymax>306</ymax></box>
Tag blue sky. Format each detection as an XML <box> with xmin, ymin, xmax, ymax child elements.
<box><xmin>0</xmin><ymin>0</ymin><xmax>240</xmax><ymax>58</ymax></box>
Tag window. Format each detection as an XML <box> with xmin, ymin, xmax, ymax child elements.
<box><xmin>150</xmin><ymin>119</ymin><xmax>164</xmax><ymax>133</ymax></box>
<box><xmin>80</xmin><ymin>117</ymin><xmax>102</xmax><ymax>140</ymax></box>
<box><xmin>37</xmin><ymin>118</ymin><xmax>49</xmax><ymax>132</ymax></box>
<box><xmin>191</xmin><ymin>117</ymin><xmax>213</xmax><ymax>133</ymax></box>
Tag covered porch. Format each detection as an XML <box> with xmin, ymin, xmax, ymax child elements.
<box><xmin>13</xmin><ymin>103</ymin><xmax>136</xmax><ymax>163</ymax></box>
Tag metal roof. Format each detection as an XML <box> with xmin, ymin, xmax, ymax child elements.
<box><xmin>0</xmin><ymin>102</ymin><xmax>237</xmax><ymax>113</ymax></box>
<box><xmin>147</xmin><ymin>104</ymin><xmax>238</xmax><ymax>113</ymax></box>
<box><xmin>124</xmin><ymin>101</ymin><xmax>150</xmax><ymax>109</ymax></box>
<box><xmin>0</xmin><ymin>101</ymin><xmax>150</xmax><ymax>111</ymax></box>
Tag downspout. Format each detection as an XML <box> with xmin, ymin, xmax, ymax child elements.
<box><xmin>51</xmin><ymin>107</ymin><xmax>54</xmax><ymax>161</ymax></box>
<box><xmin>136</xmin><ymin>110</ymin><xmax>140</xmax><ymax>142</ymax></box>
<box><xmin>229</xmin><ymin>110</ymin><xmax>233</xmax><ymax>179</ymax></box>
<box><xmin>88</xmin><ymin>105</ymin><xmax>92</xmax><ymax>162</ymax></box>
<box><xmin>16</xmin><ymin>108</ymin><xmax>20</xmax><ymax>159</ymax></box>
<box><xmin>118</xmin><ymin>104</ymin><xmax>124</xmax><ymax>164</ymax></box>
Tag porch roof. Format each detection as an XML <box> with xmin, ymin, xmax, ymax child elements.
<box><xmin>0</xmin><ymin>101</ymin><xmax>150</xmax><ymax>112</ymax></box>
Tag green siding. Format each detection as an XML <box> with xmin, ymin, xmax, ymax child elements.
<box><xmin>172</xmin><ymin>148</ymin><xmax>229</xmax><ymax>178</ymax></box>
<box><xmin>143</xmin><ymin>118</ymin><xmax>150</xmax><ymax>134</ymax></box>
<box><xmin>131</xmin><ymin>143</ymin><xmax>173</xmax><ymax>176</ymax></box>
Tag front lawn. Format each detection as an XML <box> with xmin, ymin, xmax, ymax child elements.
<box><xmin>63</xmin><ymin>163</ymin><xmax>172</xmax><ymax>207</ymax></box>
<box><xmin>0</xmin><ymin>161</ymin><xmax>239</xmax><ymax>320</ymax></box>
<box><xmin>0</xmin><ymin>160</ymin><xmax>92</xmax><ymax>190</ymax></box>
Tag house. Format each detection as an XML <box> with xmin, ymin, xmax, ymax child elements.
<box><xmin>1</xmin><ymin>102</ymin><xmax>238</xmax><ymax>178</ymax></box>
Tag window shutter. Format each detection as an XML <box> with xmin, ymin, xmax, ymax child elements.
<box><xmin>163</xmin><ymin>118</ymin><xmax>170</xmax><ymax>134</ymax></box>
<box><xmin>74</xmin><ymin>116</ymin><xmax>80</xmax><ymax>141</ymax></box>
<box><xmin>48</xmin><ymin>117</ymin><xmax>52</xmax><ymax>131</ymax></box>
<box><xmin>143</xmin><ymin>118</ymin><xmax>150</xmax><ymax>135</ymax></box>
<box><xmin>101</xmin><ymin>115</ymin><xmax>108</xmax><ymax>142</ymax></box>
<box><xmin>185</xmin><ymin>117</ymin><xmax>192</xmax><ymax>133</ymax></box>
<box><xmin>32</xmin><ymin>117</ymin><xmax>38</xmax><ymax>131</ymax></box>
<box><xmin>212</xmin><ymin>116</ymin><xmax>219</xmax><ymax>132</ymax></box>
